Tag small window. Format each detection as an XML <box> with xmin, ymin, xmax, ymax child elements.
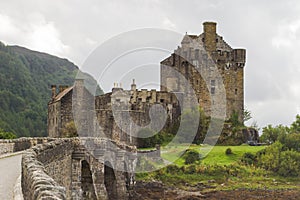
<box><xmin>211</xmin><ymin>80</ymin><xmax>216</xmax><ymax>95</ymax></box>
<box><xmin>235</xmin><ymin>89</ymin><xmax>238</xmax><ymax>95</ymax></box>
<box><xmin>192</xmin><ymin>60</ymin><xmax>199</xmax><ymax>67</ymax></box>
<box><xmin>211</xmin><ymin>80</ymin><xmax>216</xmax><ymax>86</ymax></box>
<box><xmin>195</xmin><ymin>49</ymin><xmax>199</xmax><ymax>60</ymax></box>
<box><xmin>160</xmin><ymin>99</ymin><xmax>164</xmax><ymax>103</ymax></box>
<box><xmin>211</xmin><ymin>87</ymin><xmax>215</xmax><ymax>95</ymax></box>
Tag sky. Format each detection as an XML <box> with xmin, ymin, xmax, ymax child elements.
<box><xmin>0</xmin><ymin>0</ymin><xmax>300</xmax><ymax>129</ymax></box>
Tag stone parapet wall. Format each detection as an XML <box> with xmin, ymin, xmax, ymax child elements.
<box><xmin>0</xmin><ymin>137</ymin><xmax>56</xmax><ymax>155</ymax></box>
<box><xmin>21</xmin><ymin>137</ymin><xmax>136</xmax><ymax>200</ymax></box>
<box><xmin>21</xmin><ymin>139</ymin><xmax>75</xmax><ymax>200</ymax></box>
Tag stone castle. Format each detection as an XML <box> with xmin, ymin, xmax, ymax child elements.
<box><xmin>48</xmin><ymin>22</ymin><xmax>246</xmax><ymax>145</ymax></box>
<box><xmin>0</xmin><ymin>22</ymin><xmax>248</xmax><ymax>200</ymax></box>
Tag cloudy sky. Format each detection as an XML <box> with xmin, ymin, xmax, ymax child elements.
<box><xmin>0</xmin><ymin>0</ymin><xmax>300</xmax><ymax>129</ymax></box>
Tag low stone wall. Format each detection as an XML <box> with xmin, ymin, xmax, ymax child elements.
<box><xmin>21</xmin><ymin>137</ymin><xmax>136</xmax><ymax>200</ymax></box>
<box><xmin>0</xmin><ymin>137</ymin><xmax>55</xmax><ymax>155</ymax></box>
<box><xmin>21</xmin><ymin>139</ymin><xmax>75</xmax><ymax>200</ymax></box>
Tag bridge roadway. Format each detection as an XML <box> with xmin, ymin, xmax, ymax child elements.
<box><xmin>0</xmin><ymin>153</ymin><xmax>22</xmax><ymax>200</ymax></box>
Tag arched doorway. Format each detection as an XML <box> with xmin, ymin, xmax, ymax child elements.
<box><xmin>104</xmin><ymin>161</ymin><xmax>117</xmax><ymax>200</ymax></box>
<box><xmin>81</xmin><ymin>160</ymin><xmax>97</xmax><ymax>199</ymax></box>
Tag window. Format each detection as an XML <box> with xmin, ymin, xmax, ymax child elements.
<box><xmin>235</xmin><ymin>89</ymin><xmax>238</xmax><ymax>95</ymax></box>
<box><xmin>192</xmin><ymin>60</ymin><xmax>199</xmax><ymax>67</ymax></box>
<box><xmin>211</xmin><ymin>80</ymin><xmax>216</xmax><ymax>86</ymax></box>
<box><xmin>211</xmin><ymin>80</ymin><xmax>216</xmax><ymax>95</ymax></box>
<box><xmin>211</xmin><ymin>87</ymin><xmax>215</xmax><ymax>95</ymax></box>
<box><xmin>195</xmin><ymin>49</ymin><xmax>199</xmax><ymax>60</ymax></box>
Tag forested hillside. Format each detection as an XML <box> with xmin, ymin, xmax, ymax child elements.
<box><xmin>0</xmin><ymin>41</ymin><xmax>102</xmax><ymax>137</ymax></box>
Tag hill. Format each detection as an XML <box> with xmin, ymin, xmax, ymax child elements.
<box><xmin>0</xmin><ymin>41</ymin><xmax>102</xmax><ymax>137</ymax></box>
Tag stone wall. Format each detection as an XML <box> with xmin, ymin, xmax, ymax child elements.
<box><xmin>21</xmin><ymin>139</ymin><xmax>70</xmax><ymax>199</ymax></box>
<box><xmin>21</xmin><ymin>137</ymin><xmax>136</xmax><ymax>200</ymax></box>
<box><xmin>0</xmin><ymin>137</ymin><xmax>55</xmax><ymax>155</ymax></box>
<box><xmin>160</xmin><ymin>22</ymin><xmax>245</xmax><ymax>121</ymax></box>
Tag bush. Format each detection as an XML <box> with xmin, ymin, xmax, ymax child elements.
<box><xmin>278</xmin><ymin>150</ymin><xmax>300</xmax><ymax>176</ymax></box>
<box><xmin>184</xmin><ymin>164</ymin><xmax>197</xmax><ymax>174</ymax></box>
<box><xmin>257</xmin><ymin>141</ymin><xmax>282</xmax><ymax>172</ymax></box>
<box><xmin>166</xmin><ymin>165</ymin><xmax>182</xmax><ymax>174</ymax></box>
<box><xmin>184</xmin><ymin>149</ymin><xmax>201</xmax><ymax>164</ymax></box>
<box><xmin>241</xmin><ymin>152</ymin><xmax>256</xmax><ymax>165</ymax></box>
<box><xmin>225</xmin><ymin>148</ymin><xmax>233</xmax><ymax>155</ymax></box>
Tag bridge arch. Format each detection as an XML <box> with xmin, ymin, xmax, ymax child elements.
<box><xmin>81</xmin><ymin>160</ymin><xmax>97</xmax><ymax>199</ymax></box>
<box><xmin>104</xmin><ymin>161</ymin><xmax>118</xmax><ymax>200</ymax></box>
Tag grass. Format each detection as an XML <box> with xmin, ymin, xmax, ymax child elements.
<box><xmin>159</xmin><ymin>144</ymin><xmax>265</xmax><ymax>166</ymax></box>
<box><xmin>136</xmin><ymin>144</ymin><xmax>300</xmax><ymax>191</ymax></box>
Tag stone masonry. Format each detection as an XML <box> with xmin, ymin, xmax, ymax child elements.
<box><xmin>48</xmin><ymin>22</ymin><xmax>246</xmax><ymax>143</ymax></box>
<box><xmin>21</xmin><ymin>137</ymin><xmax>136</xmax><ymax>200</ymax></box>
<box><xmin>161</xmin><ymin>22</ymin><xmax>245</xmax><ymax>121</ymax></box>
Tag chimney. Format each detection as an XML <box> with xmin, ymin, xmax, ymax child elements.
<box><xmin>75</xmin><ymin>78</ymin><xmax>84</xmax><ymax>88</ymax></box>
<box><xmin>131</xmin><ymin>79</ymin><xmax>136</xmax><ymax>91</ymax></box>
<box><xmin>59</xmin><ymin>85</ymin><xmax>64</xmax><ymax>93</ymax></box>
<box><xmin>51</xmin><ymin>85</ymin><xmax>56</xmax><ymax>99</ymax></box>
<box><xmin>203</xmin><ymin>22</ymin><xmax>217</xmax><ymax>52</ymax></box>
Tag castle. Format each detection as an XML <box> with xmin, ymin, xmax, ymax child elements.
<box><xmin>48</xmin><ymin>22</ymin><xmax>246</xmax><ymax>145</ymax></box>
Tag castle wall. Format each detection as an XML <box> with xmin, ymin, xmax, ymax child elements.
<box><xmin>94</xmin><ymin>89</ymin><xmax>181</xmax><ymax>146</ymax></box>
<box><xmin>48</xmin><ymin>101</ymin><xmax>61</xmax><ymax>137</ymax></box>
<box><xmin>160</xmin><ymin>22</ymin><xmax>245</xmax><ymax>121</ymax></box>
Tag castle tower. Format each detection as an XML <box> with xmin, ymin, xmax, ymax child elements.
<box><xmin>203</xmin><ymin>22</ymin><xmax>217</xmax><ymax>53</ymax></box>
<box><xmin>160</xmin><ymin>22</ymin><xmax>246</xmax><ymax>121</ymax></box>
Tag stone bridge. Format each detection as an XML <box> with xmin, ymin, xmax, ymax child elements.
<box><xmin>0</xmin><ymin>137</ymin><xmax>136</xmax><ymax>200</ymax></box>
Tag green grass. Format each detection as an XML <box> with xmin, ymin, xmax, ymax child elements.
<box><xmin>136</xmin><ymin>144</ymin><xmax>300</xmax><ymax>192</ymax></box>
<box><xmin>160</xmin><ymin>144</ymin><xmax>265</xmax><ymax>166</ymax></box>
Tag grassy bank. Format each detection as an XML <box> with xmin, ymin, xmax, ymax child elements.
<box><xmin>136</xmin><ymin>145</ymin><xmax>300</xmax><ymax>192</ymax></box>
<box><xmin>159</xmin><ymin>144</ymin><xmax>265</xmax><ymax>166</ymax></box>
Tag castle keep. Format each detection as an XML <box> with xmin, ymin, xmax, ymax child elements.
<box><xmin>161</xmin><ymin>22</ymin><xmax>245</xmax><ymax>121</ymax></box>
<box><xmin>48</xmin><ymin>21</ymin><xmax>246</xmax><ymax>142</ymax></box>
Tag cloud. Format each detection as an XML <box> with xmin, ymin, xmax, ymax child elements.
<box><xmin>272</xmin><ymin>19</ymin><xmax>300</xmax><ymax>48</ymax></box>
<box><xmin>0</xmin><ymin>0</ymin><xmax>300</xmax><ymax>129</ymax></box>
<box><xmin>0</xmin><ymin>12</ymin><xmax>69</xmax><ymax>58</ymax></box>
<box><xmin>162</xmin><ymin>18</ymin><xmax>176</xmax><ymax>30</ymax></box>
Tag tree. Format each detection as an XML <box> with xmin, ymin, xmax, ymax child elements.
<box><xmin>260</xmin><ymin>124</ymin><xmax>288</xmax><ymax>143</ymax></box>
<box><xmin>243</xmin><ymin>108</ymin><xmax>252</xmax><ymax>123</ymax></box>
<box><xmin>61</xmin><ymin>121</ymin><xmax>78</xmax><ymax>138</ymax></box>
<box><xmin>290</xmin><ymin>114</ymin><xmax>300</xmax><ymax>133</ymax></box>
<box><xmin>0</xmin><ymin>128</ymin><xmax>17</xmax><ymax>139</ymax></box>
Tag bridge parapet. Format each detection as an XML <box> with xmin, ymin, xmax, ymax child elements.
<box><xmin>21</xmin><ymin>137</ymin><xmax>136</xmax><ymax>200</ymax></box>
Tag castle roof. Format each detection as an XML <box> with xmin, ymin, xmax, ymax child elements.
<box><xmin>52</xmin><ymin>86</ymin><xmax>74</xmax><ymax>103</ymax></box>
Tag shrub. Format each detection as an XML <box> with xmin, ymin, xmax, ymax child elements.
<box><xmin>184</xmin><ymin>164</ymin><xmax>197</xmax><ymax>174</ymax></box>
<box><xmin>166</xmin><ymin>164</ymin><xmax>182</xmax><ymax>174</ymax></box>
<box><xmin>184</xmin><ymin>149</ymin><xmax>201</xmax><ymax>164</ymax></box>
<box><xmin>241</xmin><ymin>152</ymin><xmax>256</xmax><ymax>165</ymax></box>
<box><xmin>225</xmin><ymin>148</ymin><xmax>233</xmax><ymax>155</ymax></box>
<box><xmin>258</xmin><ymin>141</ymin><xmax>282</xmax><ymax>172</ymax></box>
<box><xmin>278</xmin><ymin>150</ymin><xmax>300</xmax><ymax>176</ymax></box>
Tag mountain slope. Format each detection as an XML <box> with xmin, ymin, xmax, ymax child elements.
<box><xmin>0</xmin><ymin>42</ymin><xmax>102</xmax><ymax>137</ymax></box>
